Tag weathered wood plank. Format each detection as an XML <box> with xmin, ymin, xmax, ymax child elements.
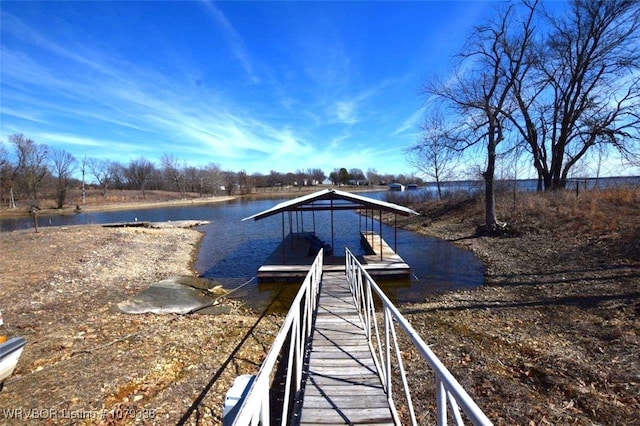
<box><xmin>307</xmin><ymin>357</ymin><xmax>377</xmax><ymax>366</ymax></box>
<box><xmin>306</xmin><ymin>376</ymin><xmax>383</xmax><ymax>388</ymax></box>
<box><xmin>297</xmin><ymin>407</ymin><xmax>395</xmax><ymax>425</ymax></box>
<box><xmin>303</xmin><ymin>385</ymin><xmax>385</xmax><ymax>396</ymax></box>
<box><xmin>302</xmin><ymin>395</ymin><xmax>391</xmax><ymax>409</ymax></box>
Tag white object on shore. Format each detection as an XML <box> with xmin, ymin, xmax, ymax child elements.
<box><xmin>0</xmin><ymin>337</ymin><xmax>27</xmax><ymax>390</ymax></box>
<box><xmin>223</xmin><ymin>375</ymin><xmax>255</xmax><ymax>426</ymax></box>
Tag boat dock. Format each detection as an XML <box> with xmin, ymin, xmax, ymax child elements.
<box><xmin>257</xmin><ymin>231</ymin><xmax>411</xmax><ymax>281</ymax></box>
<box><xmin>243</xmin><ymin>188</ymin><xmax>418</xmax><ymax>282</ymax></box>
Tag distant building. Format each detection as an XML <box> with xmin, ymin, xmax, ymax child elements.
<box><xmin>389</xmin><ymin>183</ymin><xmax>405</xmax><ymax>191</ymax></box>
<box><xmin>407</xmin><ymin>183</ymin><xmax>419</xmax><ymax>190</ymax></box>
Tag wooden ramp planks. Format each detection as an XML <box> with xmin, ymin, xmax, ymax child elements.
<box><xmin>296</xmin><ymin>272</ymin><xmax>395</xmax><ymax>425</ymax></box>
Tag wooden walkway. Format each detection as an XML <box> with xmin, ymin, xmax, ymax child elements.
<box><xmin>296</xmin><ymin>272</ymin><xmax>395</xmax><ymax>425</ymax></box>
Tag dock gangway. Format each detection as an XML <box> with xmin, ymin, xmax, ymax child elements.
<box><xmin>232</xmin><ymin>248</ymin><xmax>492</xmax><ymax>425</ymax></box>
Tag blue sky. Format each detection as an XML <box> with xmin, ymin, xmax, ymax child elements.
<box><xmin>0</xmin><ymin>0</ymin><xmax>496</xmax><ymax>176</ymax></box>
<box><xmin>19</xmin><ymin>1</ymin><xmax>635</xmax><ymax>180</ymax></box>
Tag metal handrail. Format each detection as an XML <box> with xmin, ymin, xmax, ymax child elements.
<box><xmin>232</xmin><ymin>249</ymin><xmax>323</xmax><ymax>426</ymax></box>
<box><xmin>345</xmin><ymin>248</ymin><xmax>493</xmax><ymax>426</ymax></box>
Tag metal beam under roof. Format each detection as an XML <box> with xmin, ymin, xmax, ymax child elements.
<box><xmin>242</xmin><ymin>188</ymin><xmax>419</xmax><ymax>221</ymax></box>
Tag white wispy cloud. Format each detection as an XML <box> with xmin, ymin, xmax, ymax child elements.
<box><xmin>0</xmin><ymin>11</ymin><xmax>316</xmax><ymax>169</ymax></box>
<box><xmin>333</xmin><ymin>100</ymin><xmax>358</xmax><ymax>124</ymax></box>
<box><xmin>1</xmin><ymin>7</ymin><xmax>419</xmax><ymax>175</ymax></box>
<box><xmin>393</xmin><ymin>106</ymin><xmax>425</xmax><ymax>135</ymax></box>
<box><xmin>200</xmin><ymin>0</ymin><xmax>259</xmax><ymax>84</ymax></box>
<box><xmin>1</xmin><ymin>107</ymin><xmax>50</xmax><ymax>126</ymax></box>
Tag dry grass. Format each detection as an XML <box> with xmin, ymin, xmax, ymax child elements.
<box><xmin>391</xmin><ymin>186</ymin><xmax>640</xmax><ymax>424</ymax></box>
<box><xmin>507</xmin><ymin>187</ymin><xmax>639</xmax><ymax>234</ymax></box>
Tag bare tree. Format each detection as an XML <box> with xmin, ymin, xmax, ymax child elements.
<box><xmin>87</xmin><ymin>158</ymin><xmax>113</xmax><ymax>197</ymax></box>
<box><xmin>349</xmin><ymin>168</ymin><xmax>365</xmax><ymax>184</ymax></box>
<box><xmin>13</xmin><ymin>135</ymin><xmax>49</xmax><ymax>202</ymax></box>
<box><xmin>183</xmin><ymin>166</ymin><xmax>200</xmax><ymax>194</ymax></box>
<box><xmin>124</xmin><ymin>158</ymin><xmax>155</xmax><ymax>199</ymax></box>
<box><xmin>407</xmin><ymin>113</ymin><xmax>460</xmax><ymax>199</ymax></box>
<box><xmin>307</xmin><ymin>168</ymin><xmax>326</xmax><ymax>185</ymax></box>
<box><xmin>50</xmin><ymin>148</ymin><xmax>76</xmax><ymax>208</ymax></box>
<box><xmin>425</xmin><ymin>3</ymin><xmax>531</xmax><ymax>230</ymax></box>
<box><xmin>294</xmin><ymin>169</ymin><xmax>306</xmax><ymax>189</ymax></box>
<box><xmin>510</xmin><ymin>0</ymin><xmax>640</xmax><ymax>190</ymax></box>
<box><xmin>221</xmin><ymin>171</ymin><xmax>237</xmax><ymax>195</ymax></box>
<box><xmin>1</xmin><ymin>137</ymin><xmax>20</xmax><ymax>208</ymax></box>
<box><xmin>109</xmin><ymin>162</ymin><xmax>126</xmax><ymax>190</ymax></box>
<box><xmin>237</xmin><ymin>170</ymin><xmax>252</xmax><ymax>195</ymax></box>
<box><xmin>365</xmin><ymin>168</ymin><xmax>379</xmax><ymax>186</ymax></box>
<box><xmin>160</xmin><ymin>153</ymin><xmax>187</xmax><ymax>199</ymax></box>
<box><xmin>203</xmin><ymin>163</ymin><xmax>222</xmax><ymax>195</ymax></box>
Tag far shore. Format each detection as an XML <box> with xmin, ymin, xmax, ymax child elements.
<box><xmin>0</xmin><ymin>193</ymin><xmax>237</xmax><ymax>220</ymax></box>
<box><xmin>0</xmin><ymin>185</ymin><xmax>388</xmax><ymax>221</ymax></box>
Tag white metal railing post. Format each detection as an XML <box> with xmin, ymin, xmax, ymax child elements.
<box><xmin>233</xmin><ymin>249</ymin><xmax>324</xmax><ymax>426</ymax></box>
<box><xmin>384</xmin><ymin>307</ymin><xmax>392</xmax><ymax>396</ymax></box>
<box><xmin>437</xmin><ymin>379</ymin><xmax>447</xmax><ymax>425</ymax></box>
<box><xmin>389</xmin><ymin>314</ymin><xmax>418</xmax><ymax>425</ymax></box>
<box><xmin>343</xmin><ymin>248</ymin><xmax>493</xmax><ymax>426</ymax></box>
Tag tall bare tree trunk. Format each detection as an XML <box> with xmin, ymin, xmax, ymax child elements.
<box><xmin>483</xmin><ymin>136</ymin><xmax>499</xmax><ymax>230</ymax></box>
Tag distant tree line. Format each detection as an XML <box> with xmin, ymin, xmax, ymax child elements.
<box><xmin>0</xmin><ymin>133</ymin><xmax>423</xmax><ymax>209</ymax></box>
<box><xmin>409</xmin><ymin>0</ymin><xmax>640</xmax><ymax>230</ymax></box>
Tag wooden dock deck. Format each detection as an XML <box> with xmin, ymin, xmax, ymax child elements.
<box><xmin>295</xmin><ymin>272</ymin><xmax>394</xmax><ymax>425</ymax></box>
<box><xmin>258</xmin><ymin>232</ymin><xmax>410</xmax><ymax>282</ymax></box>
<box><xmin>360</xmin><ymin>231</ymin><xmax>411</xmax><ymax>277</ymax></box>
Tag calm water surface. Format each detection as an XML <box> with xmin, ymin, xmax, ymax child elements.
<box><xmin>1</xmin><ymin>194</ymin><xmax>483</xmax><ymax>311</ymax></box>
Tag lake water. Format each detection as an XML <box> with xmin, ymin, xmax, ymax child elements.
<box><xmin>0</xmin><ymin>194</ymin><xmax>484</xmax><ymax>311</ymax></box>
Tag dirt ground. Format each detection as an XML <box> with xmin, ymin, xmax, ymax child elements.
<box><xmin>394</xmin><ymin>188</ymin><xmax>640</xmax><ymax>425</ymax></box>
<box><xmin>1</xmin><ymin>187</ymin><xmax>638</xmax><ymax>425</ymax></box>
<box><xmin>0</xmin><ymin>225</ymin><xmax>282</xmax><ymax>425</ymax></box>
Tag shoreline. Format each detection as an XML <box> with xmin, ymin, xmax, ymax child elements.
<box><xmin>0</xmin><ymin>185</ymin><xmax>387</xmax><ymax>220</ymax></box>
<box><xmin>0</xmin><ymin>195</ymin><xmax>238</xmax><ymax>220</ymax></box>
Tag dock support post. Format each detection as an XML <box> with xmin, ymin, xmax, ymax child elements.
<box><xmin>289</xmin><ymin>211</ymin><xmax>294</xmax><ymax>249</ymax></box>
<box><xmin>394</xmin><ymin>214</ymin><xmax>398</xmax><ymax>253</ymax></box>
<box><xmin>330</xmin><ymin>199</ymin><xmax>334</xmax><ymax>256</ymax></box>
<box><xmin>379</xmin><ymin>209</ymin><xmax>383</xmax><ymax>261</ymax></box>
<box><xmin>281</xmin><ymin>212</ymin><xmax>286</xmax><ymax>264</ymax></box>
